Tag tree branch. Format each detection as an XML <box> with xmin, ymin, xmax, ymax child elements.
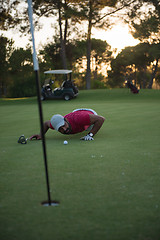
<box><xmin>92</xmin><ymin>0</ymin><xmax>138</xmax><ymax>25</ymax></box>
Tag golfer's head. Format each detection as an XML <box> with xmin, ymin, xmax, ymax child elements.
<box><xmin>50</xmin><ymin>114</ymin><xmax>70</xmax><ymax>134</ymax></box>
<box><xmin>51</xmin><ymin>114</ymin><xmax>65</xmax><ymax>131</ymax></box>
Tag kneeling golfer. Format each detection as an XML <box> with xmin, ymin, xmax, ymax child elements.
<box><xmin>30</xmin><ymin>108</ymin><xmax>105</xmax><ymax>141</ymax></box>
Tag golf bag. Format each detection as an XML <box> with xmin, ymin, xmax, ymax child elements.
<box><xmin>125</xmin><ymin>80</ymin><xmax>139</xmax><ymax>94</ymax></box>
<box><xmin>61</xmin><ymin>80</ymin><xmax>78</xmax><ymax>94</ymax></box>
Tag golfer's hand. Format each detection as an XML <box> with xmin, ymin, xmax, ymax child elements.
<box><xmin>29</xmin><ymin>134</ymin><xmax>42</xmax><ymax>140</ymax></box>
<box><xmin>80</xmin><ymin>134</ymin><xmax>94</xmax><ymax>141</ymax></box>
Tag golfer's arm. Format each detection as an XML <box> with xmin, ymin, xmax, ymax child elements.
<box><xmin>89</xmin><ymin>115</ymin><xmax>105</xmax><ymax>136</ymax></box>
<box><xmin>40</xmin><ymin>120</ymin><xmax>50</xmax><ymax>137</ymax></box>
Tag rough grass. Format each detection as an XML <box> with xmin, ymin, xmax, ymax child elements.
<box><xmin>0</xmin><ymin>89</ymin><xmax>160</xmax><ymax>240</ymax></box>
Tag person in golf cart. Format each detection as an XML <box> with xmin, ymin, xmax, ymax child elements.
<box><xmin>30</xmin><ymin>108</ymin><xmax>105</xmax><ymax>141</ymax></box>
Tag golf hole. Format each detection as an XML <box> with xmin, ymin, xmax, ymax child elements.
<box><xmin>41</xmin><ymin>200</ymin><xmax>60</xmax><ymax>206</ymax></box>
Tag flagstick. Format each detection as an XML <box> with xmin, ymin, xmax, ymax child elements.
<box><xmin>27</xmin><ymin>0</ymin><xmax>52</xmax><ymax>206</ymax></box>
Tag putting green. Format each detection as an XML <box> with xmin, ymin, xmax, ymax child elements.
<box><xmin>0</xmin><ymin>89</ymin><xmax>160</xmax><ymax>240</ymax></box>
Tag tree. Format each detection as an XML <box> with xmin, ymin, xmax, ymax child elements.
<box><xmin>0</xmin><ymin>0</ymin><xmax>21</xmax><ymax>30</ymax></box>
<box><xmin>31</xmin><ymin>0</ymin><xmax>79</xmax><ymax>69</ymax></box>
<box><xmin>108</xmin><ymin>42</ymin><xmax>160</xmax><ymax>88</ymax></box>
<box><xmin>1</xmin><ymin>0</ymin><xmax>142</xmax><ymax>90</ymax></box>
<box><xmin>68</xmin><ymin>0</ymin><xmax>142</xmax><ymax>89</ymax></box>
<box><xmin>127</xmin><ymin>0</ymin><xmax>160</xmax><ymax>43</ymax></box>
<box><xmin>20</xmin><ymin>0</ymin><xmax>139</xmax><ymax>89</ymax></box>
<box><xmin>39</xmin><ymin>37</ymin><xmax>113</xmax><ymax>88</ymax></box>
<box><xmin>8</xmin><ymin>47</ymin><xmax>36</xmax><ymax>97</ymax></box>
<box><xmin>91</xmin><ymin>38</ymin><xmax>112</xmax><ymax>79</ymax></box>
<box><xmin>9</xmin><ymin>47</ymin><xmax>33</xmax><ymax>74</ymax></box>
<box><xmin>73</xmin><ymin>0</ymin><xmax>117</xmax><ymax>89</ymax></box>
<box><xmin>0</xmin><ymin>35</ymin><xmax>14</xmax><ymax>96</ymax></box>
<box><xmin>39</xmin><ymin>37</ymin><xmax>63</xmax><ymax>71</ymax></box>
<box><xmin>0</xmin><ymin>0</ymin><xmax>71</xmax><ymax>69</ymax></box>
<box><xmin>126</xmin><ymin>0</ymin><xmax>160</xmax><ymax>88</ymax></box>
<box><xmin>148</xmin><ymin>43</ymin><xmax>160</xmax><ymax>88</ymax></box>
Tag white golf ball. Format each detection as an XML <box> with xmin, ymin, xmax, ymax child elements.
<box><xmin>63</xmin><ymin>140</ymin><xmax>68</xmax><ymax>145</ymax></box>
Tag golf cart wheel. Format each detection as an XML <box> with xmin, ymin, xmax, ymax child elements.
<box><xmin>64</xmin><ymin>94</ymin><xmax>71</xmax><ymax>101</ymax></box>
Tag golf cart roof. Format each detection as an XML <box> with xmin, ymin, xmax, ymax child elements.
<box><xmin>44</xmin><ymin>69</ymin><xmax>72</xmax><ymax>74</ymax></box>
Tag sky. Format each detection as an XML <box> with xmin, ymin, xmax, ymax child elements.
<box><xmin>1</xmin><ymin>18</ymin><xmax>139</xmax><ymax>54</ymax></box>
<box><xmin>93</xmin><ymin>24</ymin><xmax>139</xmax><ymax>52</ymax></box>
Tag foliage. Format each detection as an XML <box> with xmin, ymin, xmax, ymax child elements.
<box><xmin>108</xmin><ymin>42</ymin><xmax>160</xmax><ymax>88</ymax></box>
<box><xmin>22</xmin><ymin>0</ymin><xmax>136</xmax><ymax>89</ymax></box>
<box><xmin>0</xmin><ymin>36</ymin><xmax>10</xmax><ymax>74</ymax></box>
<box><xmin>0</xmin><ymin>0</ymin><xmax>21</xmax><ymax>30</ymax></box>
<box><xmin>126</xmin><ymin>0</ymin><xmax>160</xmax><ymax>43</ymax></box>
<box><xmin>31</xmin><ymin>0</ymin><xmax>82</xmax><ymax>69</ymax></box>
<box><xmin>9</xmin><ymin>47</ymin><xmax>33</xmax><ymax>74</ymax></box>
<box><xmin>1</xmin><ymin>0</ymin><xmax>160</xmax><ymax>93</ymax></box>
<box><xmin>0</xmin><ymin>38</ymin><xmax>36</xmax><ymax>97</ymax></box>
<box><xmin>74</xmin><ymin>0</ymin><xmax>117</xmax><ymax>89</ymax></box>
<box><xmin>0</xmin><ymin>35</ymin><xmax>14</xmax><ymax>96</ymax></box>
<box><xmin>123</xmin><ymin>0</ymin><xmax>160</xmax><ymax>89</ymax></box>
<box><xmin>39</xmin><ymin>38</ymin><xmax>112</xmax><ymax>89</ymax></box>
<box><xmin>7</xmin><ymin>47</ymin><xmax>35</xmax><ymax>97</ymax></box>
<box><xmin>8</xmin><ymin>74</ymin><xmax>37</xmax><ymax>98</ymax></box>
<box><xmin>91</xmin><ymin>73</ymin><xmax>107</xmax><ymax>89</ymax></box>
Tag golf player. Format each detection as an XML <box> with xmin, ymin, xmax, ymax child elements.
<box><xmin>30</xmin><ymin>108</ymin><xmax>105</xmax><ymax>141</ymax></box>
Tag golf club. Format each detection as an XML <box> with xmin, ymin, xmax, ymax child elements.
<box><xmin>18</xmin><ymin>135</ymin><xmax>29</xmax><ymax>144</ymax></box>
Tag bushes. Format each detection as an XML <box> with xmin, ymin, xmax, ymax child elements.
<box><xmin>6</xmin><ymin>71</ymin><xmax>109</xmax><ymax>98</ymax></box>
<box><xmin>8</xmin><ymin>74</ymin><xmax>37</xmax><ymax>98</ymax></box>
<box><xmin>91</xmin><ymin>73</ymin><xmax>107</xmax><ymax>89</ymax></box>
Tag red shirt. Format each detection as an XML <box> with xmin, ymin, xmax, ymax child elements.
<box><xmin>50</xmin><ymin>110</ymin><xmax>94</xmax><ymax>134</ymax></box>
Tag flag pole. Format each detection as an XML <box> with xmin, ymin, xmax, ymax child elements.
<box><xmin>27</xmin><ymin>0</ymin><xmax>52</xmax><ymax>206</ymax></box>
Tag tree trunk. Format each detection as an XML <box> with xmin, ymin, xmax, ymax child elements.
<box><xmin>86</xmin><ymin>36</ymin><xmax>91</xmax><ymax>89</ymax></box>
<box><xmin>148</xmin><ymin>59</ymin><xmax>159</xmax><ymax>89</ymax></box>
<box><xmin>93</xmin><ymin>66</ymin><xmax>98</xmax><ymax>80</ymax></box>
<box><xmin>64</xmin><ymin>0</ymin><xmax>68</xmax><ymax>46</ymax></box>
<box><xmin>85</xmin><ymin>0</ymin><xmax>92</xmax><ymax>89</ymax></box>
<box><xmin>142</xmin><ymin>67</ymin><xmax>147</xmax><ymax>89</ymax></box>
<box><xmin>58</xmin><ymin>1</ymin><xmax>67</xmax><ymax>69</ymax></box>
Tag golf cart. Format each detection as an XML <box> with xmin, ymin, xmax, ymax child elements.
<box><xmin>41</xmin><ymin>69</ymin><xmax>78</xmax><ymax>101</ymax></box>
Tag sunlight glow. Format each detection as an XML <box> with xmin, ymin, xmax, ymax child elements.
<box><xmin>93</xmin><ymin>24</ymin><xmax>139</xmax><ymax>53</ymax></box>
<box><xmin>1</xmin><ymin>23</ymin><xmax>139</xmax><ymax>53</ymax></box>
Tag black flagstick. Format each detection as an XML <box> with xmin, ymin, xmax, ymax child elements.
<box><xmin>27</xmin><ymin>0</ymin><xmax>59</xmax><ymax>206</ymax></box>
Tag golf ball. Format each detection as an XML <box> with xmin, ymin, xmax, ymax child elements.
<box><xmin>63</xmin><ymin>140</ymin><xmax>68</xmax><ymax>145</ymax></box>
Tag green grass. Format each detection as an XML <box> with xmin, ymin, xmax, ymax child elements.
<box><xmin>0</xmin><ymin>89</ymin><xmax>160</xmax><ymax>240</ymax></box>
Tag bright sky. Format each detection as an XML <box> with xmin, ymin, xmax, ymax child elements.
<box><xmin>93</xmin><ymin>24</ymin><xmax>139</xmax><ymax>52</ymax></box>
<box><xmin>1</xmin><ymin>21</ymin><xmax>139</xmax><ymax>54</ymax></box>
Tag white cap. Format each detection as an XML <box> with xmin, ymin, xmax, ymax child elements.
<box><xmin>50</xmin><ymin>114</ymin><xmax>65</xmax><ymax>131</ymax></box>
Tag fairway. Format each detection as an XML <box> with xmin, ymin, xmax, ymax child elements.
<box><xmin>0</xmin><ymin>89</ymin><xmax>160</xmax><ymax>240</ymax></box>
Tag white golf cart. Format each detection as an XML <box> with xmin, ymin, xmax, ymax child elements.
<box><xmin>41</xmin><ymin>69</ymin><xmax>79</xmax><ymax>101</ymax></box>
